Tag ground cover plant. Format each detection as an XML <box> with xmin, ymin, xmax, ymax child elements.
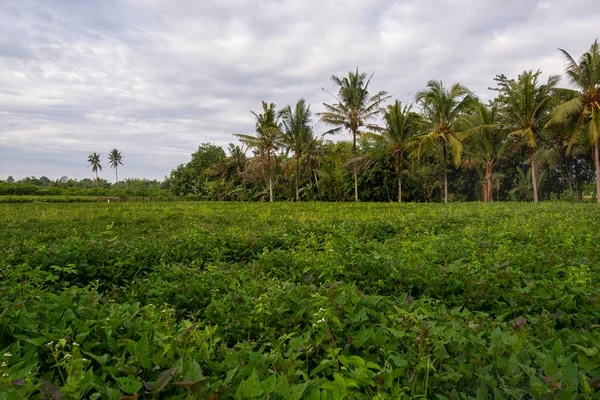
<box><xmin>1</xmin><ymin>202</ymin><xmax>599</xmax><ymax>399</ymax></box>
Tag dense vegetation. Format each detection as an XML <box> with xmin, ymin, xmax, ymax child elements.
<box><xmin>1</xmin><ymin>202</ymin><xmax>599</xmax><ymax>398</ymax></box>
<box><xmin>165</xmin><ymin>40</ymin><xmax>600</xmax><ymax>203</ymax></box>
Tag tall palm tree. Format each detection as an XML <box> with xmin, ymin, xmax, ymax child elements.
<box><xmin>279</xmin><ymin>99</ymin><xmax>316</xmax><ymax>202</ymax></box>
<box><xmin>87</xmin><ymin>153</ymin><xmax>102</xmax><ymax>187</ymax></box>
<box><xmin>234</xmin><ymin>101</ymin><xmax>282</xmax><ymax>202</ymax></box>
<box><xmin>380</xmin><ymin>101</ymin><xmax>420</xmax><ymax>203</ymax></box>
<box><xmin>108</xmin><ymin>149</ymin><xmax>123</xmax><ymax>183</ymax></box>
<box><xmin>413</xmin><ymin>80</ymin><xmax>474</xmax><ymax>204</ymax></box>
<box><xmin>318</xmin><ymin>68</ymin><xmax>390</xmax><ymax>201</ymax></box>
<box><xmin>494</xmin><ymin>70</ymin><xmax>559</xmax><ymax>203</ymax></box>
<box><xmin>461</xmin><ymin>102</ymin><xmax>508</xmax><ymax>202</ymax></box>
<box><xmin>546</xmin><ymin>40</ymin><xmax>600</xmax><ymax>203</ymax></box>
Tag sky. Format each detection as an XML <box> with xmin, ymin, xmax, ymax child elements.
<box><xmin>1</xmin><ymin>0</ymin><xmax>599</xmax><ymax>181</ymax></box>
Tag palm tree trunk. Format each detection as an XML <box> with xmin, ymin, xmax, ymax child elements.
<box><xmin>95</xmin><ymin>170</ymin><xmax>99</xmax><ymax>187</ymax></box>
<box><xmin>353</xmin><ymin>129</ymin><xmax>358</xmax><ymax>202</ymax></box>
<box><xmin>442</xmin><ymin>143</ymin><xmax>448</xmax><ymax>204</ymax></box>
<box><xmin>115</xmin><ymin>167</ymin><xmax>119</xmax><ymax>184</ymax></box>
<box><xmin>530</xmin><ymin>153</ymin><xmax>539</xmax><ymax>203</ymax></box>
<box><xmin>295</xmin><ymin>156</ymin><xmax>300</xmax><ymax>202</ymax></box>
<box><xmin>396</xmin><ymin>153</ymin><xmax>402</xmax><ymax>203</ymax></box>
<box><xmin>594</xmin><ymin>142</ymin><xmax>600</xmax><ymax>203</ymax></box>
<box><xmin>563</xmin><ymin>157</ymin><xmax>573</xmax><ymax>195</ymax></box>
<box><xmin>484</xmin><ymin>161</ymin><xmax>493</xmax><ymax>202</ymax></box>
<box><xmin>267</xmin><ymin>151</ymin><xmax>273</xmax><ymax>202</ymax></box>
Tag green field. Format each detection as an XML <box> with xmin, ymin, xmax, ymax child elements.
<box><xmin>1</xmin><ymin>202</ymin><xmax>600</xmax><ymax>399</ymax></box>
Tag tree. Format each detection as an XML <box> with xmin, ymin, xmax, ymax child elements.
<box><xmin>380</xmin><ymin>101</ymin><xmax>420</xmax><ymax>202</ymax></box>
<box><xmin>235</xmin><ymin>101</ymin><xmax>283</xmax><ymax>202</ymax></box>
<box><xmin>414</xmin><ymin>80</ymin><xmax>474</xmax><ymax>203</ymax></box>
<box><xmin>87</xmin><ymin>153</ymin><xmax>102</xmax><ymax>187</ymax></box>
<box><xmin>493</xmin><ymin>70</ymin><xmax>559</xmax><ymax>203</ymax></box>
<box><xmin>169</xmin><ymin>143</ymin><xmax>226</xmax><ymax>196</ymax></box>
<box><xmin>461</xmin><ymin>102</ymin><xmax>508</xmax><ymax>202</ymax></box>
<box><xmin>279</xmin><ymin>99</ymin><xmax>316</xmax><ymax>201</ymax></box>
<box><xmin>318</xmin><ymin>68</ymin><xmax>390</xmax><ymax>201</ymax></box>
<box><xmin>108</xmin><ymin>149</ymin><xmax>124</xmax><ymax>183</ymax></box>
<box><xmin>547</xmin><ymin>40</ymin><xmax>600</xmax><ymax>202</ymax></box>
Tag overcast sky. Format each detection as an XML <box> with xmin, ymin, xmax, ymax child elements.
<box><xmin>1</xmin><ymin>0</ymin><xmax>598</xmax><ymax>181</ymax></box>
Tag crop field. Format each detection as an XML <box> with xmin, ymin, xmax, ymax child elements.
<box><xmin>1</xmin><ymin>202</ymin><xmax>600</xmax><ymax>399</ymax></box>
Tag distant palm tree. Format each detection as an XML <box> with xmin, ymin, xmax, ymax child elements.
<box><xmin>318</xmin><ymin>68</ymin><xmax>390</xmax><ymax>201</ymax></box>
<box><xmin>108</xmin><ymin>149</ymin><xmax>123</xmax><ymax>183</ymax></box>
<box><xmin>414</xmin><ymin>80</ymin><xmax>474</xmax><ymax>203</ymax></box>
<box><xmin>546</xmin><ymin>40</ymin><xmax>600</xmax><ymax>203</ymax></box>
<box><xmin>279</xmin><ymin>99</ymin><xmax>316</xmax><ymax>201</ymax></box>
<box><xmin>494</xmin><ymin>70</ymin><xmax>559</xmax><ymax>203</ymax></box>
<box><xmin>235</xmin><ymin>101</ymin><xmax>283</xmax><ymax>202</ymax></box>
<box><xmin>87</xmin><ymin>153</ymin><xmax>102</xmax><ymax>187</ymax></box>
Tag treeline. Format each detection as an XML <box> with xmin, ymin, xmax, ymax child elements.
<box><xmin>0</xmin><ymin>176</ymin><xmax>171</xmax><ymax>198</ymax></box>
<box><xmin>168</xmin><ymin>40</ymin><xmax>600</xmax><ymax>203</ymax></box>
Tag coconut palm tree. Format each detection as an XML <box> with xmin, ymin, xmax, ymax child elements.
<box><xmin>546</xmin><ymin>40</ymin><xmax>600</xmax><ymax>202</ymax></box>
<box><xmin>493</xmin><ymin>70</ymin><xmax>559</xmax><ymax>203</ymax></box>
<box><xmin>234</xmin><ymin>101</ymin><xmax>282</xmax><ymax>202</ymax></box>
<box><xmin>318</xmin><ymin>68</ymin><xmax>390</xmax><ymax>201</ymax></box>
<box><xmin>413</xmin><ymin>80</ymin><xmax>474</xmax><ymax>204</ymax></box>
<box><xmin>87</xmin><ymin>152</ymin><xmax>102</xmax><ymax>187</ymax></box>
<box><xmin>279</xmin><ymin>99</ymin><xmax>316</xmax><ymax>201</ymax></box>
<box><xmin>461</xmin><ymin>102</ymin><xmax>508</xmax><ymax>202</ymax></box>
<box><xmin>108</xmin><ymin>149</ymin><xmax>123</xmax><ymax>183</ymax></box>
<box><xmin>381</xmin><ymin>101</ymin><xmax>420</xmax><ymax>202</ymax></box>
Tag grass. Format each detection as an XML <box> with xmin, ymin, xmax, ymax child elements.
<box><xmin>1</xmin><ymin>202</ymin><xmax>599</xmax><ymax>399</ymax></box>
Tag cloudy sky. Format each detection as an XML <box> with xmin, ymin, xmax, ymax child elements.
<box><xmin>1</xmin><ymin>0</ymin><xmax>598</xmax><ymax>181</ymax></box>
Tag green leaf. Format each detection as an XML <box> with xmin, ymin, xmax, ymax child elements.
<box><xmin>237</xmin><ymin>371</ymin><xmax>263</xmax><ymax>399</ymax></box>
<box><xmin>82</xmin><ymin>351</ymin><xmax>109</xmax><ymax>366</ymax></box>
<box><xmin>13</xmin><ymin>334</ymin><xmax>44</xmax><ymax>346</ymax></box>
<box><xmin>261</xmin><ymin>373</ymin><xmax>277</xmax><ymax>396</ymax></box>
<box><xmin>182</xmin><ymin>359</ymin><xmax>203</xmax><ymax>383</ymax></box>
<box><xmin>573</xmin><ymin>344</ymin><xmax>598</xmax><ymax>357</ymax></box>
<box><xmin>135</xmin><ymin>334</ymin><xmax>152</xmax><ymax>369</ymax></box>
<box><xmin>278</xmin><ymin>382</ymin><xmax>307</xmax><ymax>400</ymax></box>
<box><xmin>562</xmin><ymin>363</ymin><xmax>578</xmax><ymax>388</ymax></box>
<box><xmin>113</xmin><ymin>375</ymin><xmax>142</xmax><ymax>394</ymax></box>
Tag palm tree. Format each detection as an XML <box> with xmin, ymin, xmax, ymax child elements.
<box><xmin>318</xmin><ymin>68</ymin><xmax>390</xmax><ymax>201</ymax></box>
<box><xmin>108</xmin><ymin>149</ymin><xmax>123</xmax><ymax>183</ymax></box>
<box><xmin>279</xmin><ymin>99</ymin><xmax>316</xmax><ymax>201</ymax></box>
<box><xmin>493</xmin><ymin>70</ymin><xmax>559</xmax><ymax>203</ymax></box>
<box><xmin>87</xmin><ymin>153</ymin><xmax>102</xmax><ymax>187</ymax></box>
<box><xmin>461</xmin><ymin>102</ymin><xmax>508</xmax><ymax>202</ymax></box>
<box><xmin>234</xmin><ymin>101</ymin><xmax>282</xmax><ymax>202</ymax></box>
<box><xmin>381</xmin><ymin>101</ymin><xmax>420</xmax><ymax>202</ymax></box>
<box><xmin>414</xmin><ymin>80</ymin><xmax>474</xmax><ymax>204</ymax></box>
<box><xmin>546</xmin><ymin>40</ymin><xmax>600</xmax><ymax>203</ymax></box>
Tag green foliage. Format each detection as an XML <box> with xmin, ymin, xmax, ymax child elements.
<box><xmin>1</xmin><ymin>202</ymin><xmax>600</xmax><ymax>398</ymax></box>
<box><xmin>169</xmin><ymin>143</ymin><xmax>227</xmax><ymax>196</ymax></box>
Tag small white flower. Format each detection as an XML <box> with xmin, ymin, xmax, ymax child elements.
<box><xmin>72</xmin><ymin>342</ymin><xmax>79</xmax><ymax>347</ymax></box>
<box><xmin>45</xmin><ymin>341</ymin><xmax>54</xmax><ymax>347</ymax></box>
<box><xmin>161</xmin><ymin>309</ymin><xmax>166</xmax><ymax>313</ymax></box>
<box><xmin>2</xmin><ymin>373</ymin><xmax>8</xmax><ymax>377</ymax></box>
<box><xmin>82</xmin><ymin>358</ymin><xmax>88</xmax><ymax>361</ymax></box>
<box><xmin>1</xmin><ymin>362</ymin><xmax>6</xmax><ymax>367</ymax></box>
<box><xmin>3</xmin><ymin>353</ymin><xmax>12</xmax><ymax>357</ymax></box>
<box><xmin>106</xmin><ymin>317</ymin><xmax>110</xmax><ymax>321</ymax></box>
<box><xmin>63</xmin><ymin>354</ymin><xmax>72</xmax><ymax>359</ymax></box>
